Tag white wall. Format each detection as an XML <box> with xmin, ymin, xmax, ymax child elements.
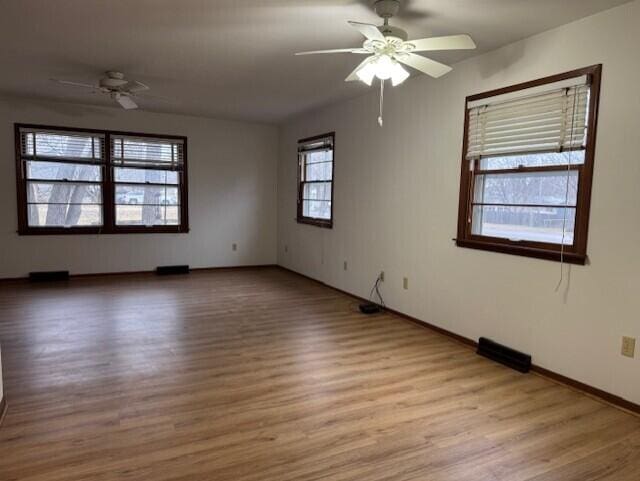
<box><xmin>278</xmin><ymin>1</ymin><xmax>640</xmax><ymax>404</ymax></box>
<box><xmin>0</xmin><ymin>98</ymin><xmax>279</xmax><ymax>278</ymax></box>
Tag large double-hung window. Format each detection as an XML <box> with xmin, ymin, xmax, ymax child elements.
<box><xmin>456</xmin><ymin>65</ymin><xmax>602</xmax><ymax>264</ymax></box>
<box><xmin>111</xmin><ymin>135</ymin><xmax>185</xmax><ymax>229</ymax></box>
<box><xmin>16</xmin><ymin>124</ymin><xmax>188</xmax><ymax>234</ymax></box>
<box><xmin>18</xmin><ymin>127</ymin><xmax>105</xmax><ymax>230</ymax></box>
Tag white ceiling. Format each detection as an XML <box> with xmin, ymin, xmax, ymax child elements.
<box><xmin>0</xmin><ymin>0</ymin><xmax>630</xmax><ymax>123</ymax></box>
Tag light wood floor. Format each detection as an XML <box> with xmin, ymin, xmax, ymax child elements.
<box><xmin>0</xmin><ymin>267</ymin><xmax>638</xmax><ymax>481</ymax></box>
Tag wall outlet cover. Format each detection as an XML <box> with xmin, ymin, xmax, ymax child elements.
<box><xmin>403</xmin><ymin>277</ymin><xmax>408</xmax><ymax>290</ymax></box>
<box><xmin>621</xmin><ymin>336</ymin><xmax>636</xmax><ymax>358</ymax></box>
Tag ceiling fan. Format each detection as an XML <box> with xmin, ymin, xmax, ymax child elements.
<box><xmin>51</xmin><ymin>71</ymin><xmax>158</xmax><ymax>110</ymax></box>
<box><xmin>296</xmin><ymin>0</ymin><xmax>476</xmax><ymax>124</ymax></box>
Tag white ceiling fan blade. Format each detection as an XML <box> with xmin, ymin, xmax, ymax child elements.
<box><xmin>407</xmin><ymin>34</ymin><xmax>476</xmax><ymax>52</ymax></box>
<box><xmin>125</xmin><ymin>80</ymin><xmax>149</xmax><ymax>93</ymax></box>
<box><xmin>296</xmin><ymin>48</ymin><xmax>369</xmax><ymax>56</ymax></box>
<box><xmin>115</xmin><ymin>94</ymin><xmax>138</xmax><ymax>110</ymax></box>
<box><xmin>348</xmin><ymin>21</ymin><xmax>385</xmax><ymax>42</ymax></box>
<box><xmin>134</xmin><ymin>92</ymin><xmax>173</xmax><ymax>103</ymax></box>
<box><xmin>51</xmin><ymin>79</ymin><xmax>97</xmax><ymax>89</ymax></box>
<box><xmin>345</xmin><ymin>56</ymin><xmax>375</xmax><ymax>82</ymax></box>
<box><xmin>396</xmin><ymin>53</ymin><xmax>452</xmax><ymax>78</ymax></box>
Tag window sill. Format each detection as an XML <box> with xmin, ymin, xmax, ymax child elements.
<box><xmin>18</xmin><ymin>227</ymin><xmax>103</xmax><ymax>236</ymax></box>
<box><xmin>296</xmin><ymin>217</ymin><xmax>333</xmax><ymax>229</ymax></box>
<box><xmin>110</xmin><ymin>226</ymin><xmax>190</xmax><ymax>234</ymax></box>
<box><xmin>18</xmin><ymin>226</ymin><xmax>190</xmax><ymax>235</ymax></box>
<box><xmin>455</xmin><ymin>238</ymin><xmax>586</xmax><ymax>265</ymax></box>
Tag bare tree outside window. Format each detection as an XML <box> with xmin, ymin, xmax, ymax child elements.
<box><xmin>113</xmin><ymin>136</ymin><xmax>182</xmax><ymax>227</ymax></box>
<box><xmin>16</xmin><ymin>125</ymin><xmax>188</xmax><ymax>234</ymax></box>
<box><xmin>23</xmin><ymin>132</ymin><xmax>103</xmax><ymax>227</ymax></box>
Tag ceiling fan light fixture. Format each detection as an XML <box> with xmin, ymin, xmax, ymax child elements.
<box><xmin>356</xmin><ymin>61</ymin><xmax>377</xmax><ymax>86</ymax></box>
<box><xmin>357</xmin><ymin>54</ymin><xmax>409</xmax><ymax>86</ymax></box>
<box><xmin>372</xmin><ymin>54</ymin><xmax>395</xmax><ymax>80</ymax></box>
<box><xmin>295</xmin><ymin>2</ymin><xmax>477</xmax><ymax>126</ymax></box>
<box><xmin>390</xmin><ymin>62</ymin><xmax>410</xmax><ymax>86</ymax></box>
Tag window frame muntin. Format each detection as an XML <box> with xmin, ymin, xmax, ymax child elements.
<box><xmin>15</xmin><ymin>123</ymin><xmax>189</xmax><ymax>235</ymax></box>
<box><xmin>456</xmin><ymin>65</ymin><xmax>602</xmax><ymax>265</ymax></box>
<box><xmin>297</xmin><ymin>132</ymin><xmax>335</xmax><ymax>229</ymax></box>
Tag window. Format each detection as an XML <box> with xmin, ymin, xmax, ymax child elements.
<box><xmin>456</xmin><ymin>65</ymin><xmax>601</xmax><ymax>264</ymax></box>
<box><xmin>16</xmin><ymin>124</ymin><xmax>188</xmax><ymax>234</ymax></box>
<box><xmin>112</xmin><ymin>135</ymin><xmax>185</xmax><ymax>229</ymax></box>
<box><xmin>18</xmin><ymin>128</ymin><xmax>105</xmax><ymax>230</ymax></box>
<box><xmin>297</xmin><ymin>132</ymin><xmax>334</xmax><ymax>228</ymax></box>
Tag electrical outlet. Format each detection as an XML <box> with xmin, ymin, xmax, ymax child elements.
<box><xmin>403</xmin><ymin>277</ymin><xmax>408</xmax><ymax>290</ymax></box>
<box><xmin>232</xmin><ymin>243</ymin><xmax>237</xmax><ymax>251</ymax></box>
<box><xmin>621</xmin><ymin>336</ymin><xmax>636</xmax><ymax>358</ymax></box>
<box><xmin>380</xmin><ymin>271</ymin><xmax>384</xmax><ymax>282</ymax></box>
<box><xmin>343</xmin><ymin>261</ymin><xmax>348</xmax><ymax>271</ymax></box>
<box><xmin>284</xmin><ymin>245</ymin><xmax>288</xmax><ymax>253</ymax></box>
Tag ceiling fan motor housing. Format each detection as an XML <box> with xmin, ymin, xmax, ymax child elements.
<box><xmin>100</xmin><ymin>71</ymin><xmax>128</xmax><ymax>89</ymax></box>
<box><xmin>378</xmin><ymin>24</ymin><xmax>408</xmax><ymax>41</ymax></box>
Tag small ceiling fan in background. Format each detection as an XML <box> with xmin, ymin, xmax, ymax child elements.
<box><xmin>296</xmin><ymin>0</ymin><xmax>477</xmax><ymax>125</ymax></box>
<box><xmin>51</xmin><ymin>71</ymin><xmax>165</xmax><ymax>110</ymax></box>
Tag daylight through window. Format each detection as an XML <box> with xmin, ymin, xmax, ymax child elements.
<box><xmin>112</xmin><ymin>135</ymin><xmax>184</xmax><ymax>227</ymax></box>
<box><xmin>20</xmin><ymin>129</ymin><xmax>105</xmax><ymax>228</ymax></box>
<box><xmin>297</xmin><ymin>133</ymin><xmax>334</xmax><ymax>227</ymax></box>
<box><xmin>16</xmin><ymin>125</ymin><xmax>188</xmax><ymax>234</ymax></box>
<box><xmin>456</xmin><ymin>65</ymin><xmax>601</xmax><ymax>264</ymax></box>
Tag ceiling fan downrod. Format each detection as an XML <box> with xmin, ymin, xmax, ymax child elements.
<box><xmin>374</xmin><ymin>0</ymin><xmax>401</xmax><ymax>22</ymax></box>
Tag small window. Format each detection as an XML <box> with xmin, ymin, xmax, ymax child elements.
<box><xmin>16</xmin><ymin>125</ymin><xmax>188</xmax><ymax>235</ymax></box>
<box><xmin>297</xmin><ymin>133</ymin><xmax>334</xmax><ymax>228</ymax></box>
<box><xmin>456</xmin><ymin>65</ymin><xmax>602</xmax><ymax>264</ymax></box>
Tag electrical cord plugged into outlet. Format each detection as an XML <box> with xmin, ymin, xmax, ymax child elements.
<box><xmin>360</xmin><ymin>272</ymin><xmax>385</xmax><ymax>314</ymax></box>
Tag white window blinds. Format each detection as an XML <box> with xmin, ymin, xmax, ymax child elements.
<box><xmin>111</xmin><ymin>135</ymin><xmax>184</xmax><ymax>170</ymax></box>
<box><xmin>466</xmin><ymin>76</ymin><xmax>590</xmax><ymax>159</ymax></box>
<box><xmin>20</xmin><ymin>128</ymin><xmax>105</xmax><ymax>163</ymax></box>
<box><xmin>298</xmin><ymin>134</ymin><xmax>333</xmax><ymax>154</ymax></box>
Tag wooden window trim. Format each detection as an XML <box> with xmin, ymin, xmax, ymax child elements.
<box><xmin>456</xmin><ymin>65</ymin><xmax>602</xmax><ymax>265</ymax></box>
<box><xmin>297</xmin><ymin>132</ymin><xmax>335</xmax><ymax>229</ymax></box>
<box><xmin>15</xmin><ymin>123</ymin><xmax>189</xmax><ymax>235</ymax></box>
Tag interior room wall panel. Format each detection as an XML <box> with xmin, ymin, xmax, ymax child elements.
<box><xmin>0</xmin><ymin>99</ymin><xmax>279</xmax><ymax>278</ymax></box>
<box><xmin>277</xmin><ymin>1</ymin><xmax>640</xmax><ymax>405</ymax></box>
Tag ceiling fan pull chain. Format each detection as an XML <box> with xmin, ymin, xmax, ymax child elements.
<box><xmin>378</xmin><ymin>78</ymin><xmax>384</xmax><ymax>127</ymax></box>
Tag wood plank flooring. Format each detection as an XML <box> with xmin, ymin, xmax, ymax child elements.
<box><xmin>0</xmin><ymin>267</ymin><xmax>638</xmax><ymax>481</ymax></box>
